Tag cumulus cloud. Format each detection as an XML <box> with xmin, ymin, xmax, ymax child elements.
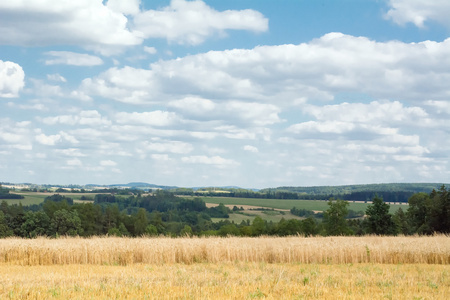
<box><xmin>143</xmin><ymin>46</ymin><xmax>157</xmax><ymax>54</ymax></box>
<box><xmin>115</xmin><ymin>111</ymin><xmax>180</xmax><ymax>126</ymax></box>
<box><xmin>106</xmin><ymin>0</ymin><xmax>140</xmax><ymax>15</ymax></box>
<box><xmin>243</xmin><ymin>145</ymin><xmax>259</xmax><ymax>153</ymax></box>
<box><xmin>80</xmin><ymin>66</ymin><xmax>155</xmax><ymax>104</ymax></box>
<box><xmin>0</xmin><ymin>119</ymin><xmax>33</xmax><ymax>150</ymax></box>
<box><xmin>133</xmin><ymin>0</ymin><xmax>268</xmax><ymax>45</ymax></box>
<box><xmin>0</xmin><ymin>0</ymin><xmax>268</xmax><ymax>53</ymax></box>
<box><xmin>181</xmin><ymin>155</ymin><xmax>239</xmax><ymax>167</ymax></box>
<box><xmin>168</xmin><ymin>97</ymin><xmax>281</xmax><ymax>126</ymax></box>
<box><xmin>80</xmin><ymin>33</ymin><xmax>450</xmax><ymax>107</ymax></box>
<box><xmin>385</xmin><ymin>0</ymin><xmax>450</xmax><ymax>28</ymax></box>
<box><xmin>47</xmin><ymin>73</ymin><xmax>67</xmax><ymax>82</ymax></box>
<box><xmin>142</xmin><ymin>139</ymin><xmax>193</xmax><ymax>154</ymax></box>
<box><xmin>100</xmin><ymin>160</ymin><xmax>117</xmax><ymax>167</ymax></box>
<box><xmin>0</xmin><ymin>0</ymin><xmax>141</xmax><ymax>54</ymax></box>
<box><xmin>44</xmin><ymin>51</ymin><xmax>103</xmax><ymax>66</ymax></box>
<box><xmin>40</xmin><ymin>110</ymin><xmax>111</xmax><ymax>126</ymax></box>
<box><xmin>35</xmin><ymin>133</ymin><xmax>62</xmax><ymax>146</ymax></box>
<box><xmin>287</xmin><ymin>101</ymin><xmax>429</xmax><ymax>140</ymax></box>
<box><xmin>0</xmin><ymin>60</ymin><xmax>25</xmax><ymax>98</ymax></box>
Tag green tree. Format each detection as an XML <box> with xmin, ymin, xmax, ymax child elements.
<box><xmin>323</xmin><ymin>199</ymin><xmax>352</xmax><ymax>236</ymax></box>
<box><xmin>145</xmin><ymin>224</ymin><xmax>159</xmax><ymax>236</ymax></box>
<box><xmin>218</xmin><ymin>223</ymin><xmax>240</xmax><ymax>236</ymax></box>
<box><xmin>51</xmin><ymin>209</ymin><xmax>83</xmax><ymax>236</ymax></box>
<box><xmin>134</xmin><ymin>208</ymin><xmax>148</xmax><ymax>236</ymax></box>
<box><xmin>393</xmin><ymin>207</ymin><xmax>409</xmax><ymax>235</ymax></box>
<box><xmin>365</xmin><ymin>195</ymin><xmax>396</xmax><ymax>235</ymax></box>
<box><xmin>251</xmin><ymin>216</ymin><xmax>266</xmax><ymax>236</ymax></box>
<box><xmin>180</xmin><ymin>225</ymin><xmax>193</xmax><ymax>236</ymax></box>
<box><xmin>301</xmin><ymin>216</ymin><xmax>318</xmax><ymax>236</ymax></box>
<box><xmin>20</xmin><ymin>211</ymin><xmax>51</xmax><ymax>238</ymax></box>
<box><xmin>0</xmin><ymin>211</ymin><xmax>13</xmax><ymax>237</ymax></box>
<box><xmin>428</xmin><ymin>185</ymin><xmax>450</xmax><ymax>233</ymax></box>
<box><xmin>406</xmin><ymin>192</ymin><xmax>431</xmax><ymax>234</ymax></box>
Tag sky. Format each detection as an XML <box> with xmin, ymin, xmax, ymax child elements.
<box><xmin>1</xmin><ymin>0</ymin><xmax>450</xmax><ymax>189</ymax></box>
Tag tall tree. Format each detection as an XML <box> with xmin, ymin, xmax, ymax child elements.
<box><xmin>407</xmin><ymin>192</ymin><xmax>431</xmax><ymax>234</ymax></box>
<box><xmin>428</xmin><ymin>185</ymin><xmax>450</xmax><ymax>233</ymax></box>
<box><xmin>323</xmin><ymin>199</ymin><xmax>352</xmax><ymax>236</ymax></box>
<box><xmin>134</xmin><ymin>208</ymin><xmax>149</xmax><ymax>236</ymax></box>
<box><xmin>365</xmin><ymin>195</ymin><xmax>396</xmax><ymax>235</ymax></box>
<box><xmin>0</xmin><ymin>211</ymin><xmax>13</xmax><ymax>237</ymax></box>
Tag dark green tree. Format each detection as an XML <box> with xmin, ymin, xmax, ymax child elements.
<box><xmin>428</xmin><ymin>185</ymin><xmax>450</xmax><ymax>233</ymax></box>
<box><xmin>0</xmin><ymin>211</ymin><xmax>13</xmax><ymax>237</ymax></box>
<box><xmin>393</xmin><ymin>207</ymin><xmax>409</xmax><ymax>235</ymax></box>
<box><xmin>301</xmin><ymin>216</ymin><xmax>318</xmax><ymax>236</ymax></box>
<box><xmin>251</xmin><ymin>216</ymin><xmax>266</xmax><ymax>236</ymax></box>
<box><xmin>51</xmin><ymin>209</ymin><xmax>83</xmax><ymax>236</ymax></box>
<box><xmin>218</xmin><ymin>223</ymin><xmax>240</xmax><ymax>236</ymax></box>
<box><xmin>180</xmin><ymin>224</ymin><xmax>193</xmax><ymax>236</ymax></box>
<box><xmin>134</xmin><ymin>208</ymin><xmax>149</xmax><ymax>236</ymax></box>
<box><xmin>365</xmin><ymin>195</ymin><xmax>396</xmax><ymax>235</ymax></box>
<box><xmin>323</xmin><ymin>199</ymin><xmax>352</xmax><ymax>236</ymax></box>
<box><xmin>145</xmin><ymin>224</ymin><xmax>159</xmax><ymax>236</ymax></box>
<box><xmin>406</xmin><ymin>192</ymin><xmax>431</xmax><ymax>234</ymax></box>
<box><xmin>20</xmin><ymin>211</ymin><xmax>51</xmax><ymax>238</ymax></box>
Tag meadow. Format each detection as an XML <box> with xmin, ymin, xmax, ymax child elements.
<box><xmin>0</xmin><ymin>236</ymin><xmax>449</xmax><ymax>299</ymax></box>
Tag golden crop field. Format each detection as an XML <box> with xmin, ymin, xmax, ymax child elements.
<box><xmin>1</xmin><ymin>235</ymin><xmax>449</xmax><ymax>299</ymax></box>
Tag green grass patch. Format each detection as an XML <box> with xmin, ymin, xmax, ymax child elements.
<box><xmin>6</xmin><ymin>192</ymin><xmax>96</xmax><ymax>206</ymax></box>
<box><xmin>4</xmin><ymin>192</ymin><xmax>47</xmax><ymax>206</ymax></box>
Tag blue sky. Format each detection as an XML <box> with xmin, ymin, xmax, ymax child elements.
<box><xmin>1</xmin><ymin>0</ymin><xmax>450</xmax><ymax>188</ymax></box>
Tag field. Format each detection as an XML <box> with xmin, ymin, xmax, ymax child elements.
<box><xmin>0</xmin><ymin>236</ymin><xmax>449</xmax><ymax>299</ymax></box>
<box><xmin>5</xmin><ymin>191</ymin><xmax>94</xmax><ymax>206</ymax></box>
<box><xmin>201</xmin><ymin>196</ymin><xmax>407</xmax><ymax>213</ymax></box>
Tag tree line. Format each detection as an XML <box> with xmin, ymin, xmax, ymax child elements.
<box><xmin>0</xmin><ymin>186</ymin><xmax>449</xmax><ymax>238</ymax></box>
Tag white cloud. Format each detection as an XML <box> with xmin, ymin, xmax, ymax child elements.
<box><xmin>106</xmin><ymin>0</ymin><xmax>140</xmax><ymax>15</ymax></box>
<box><xmin>168</xmin><ymin>97</ymin><xmax>281</xmax><ymax>126</ymax></box>
<box><xmin>35</xmin><ymin>133</ymin><xmax>61</xmax><ymax>146</ymax></box>
<box><xmin>41</xmin><ymin>110</ymin><xmax>111</xmax><ymax>126</ymax></box>
<box><xmin>7</xmin><ymin>101</ymin><xmax>47</xmax><ymax>111</ymax></box>
<box><xmin>287</xmin><ymin>101</ymin><xmax>429</xmax><ymax>140</ymax></box>
<box><xmin>80</xmin><ymin>66</ymin><xmax>155</xmax><ymax>104</ymax></box>
<box><xmin>55</xmin><ymin>148</ymin><xmax>86</xmax><ymax>157</ymax></box>
<box><xmin>425</xmin><ymin>100</ymin><xmax>450</xmax><ymax>115</ymax></box>
<box><xmin>133</xmin><ymin>0</ymin><xmax>268</xmax><ymax>45</ymax></box>
<box><xmin>100</xmin><ymin>160</ymin><xmax>117</xmax><ymax>167</ymax></box>
<box><xmin>181</xmin><ymin>155</ymin><xmax>239</xmax><ymax>167</ymax></box>
<box><xmin>0</xmin><ymin>120</ymin><xmax>33</xmax><ymax>151</ymax></box>
<box><xmin>47</xmin><ymin>73</ymin><xmax>67</xmax><ymax>82</ymax></box>
<box><xmin>144</xmin><ymin>46</ymin><xmax>157</xmax><ymax>54</ymax></box>
<box><xmin>385</xmin><ymin>0</ymin><xmax>450</xmax><ymax>28</ymax></box>
<box><xmin>0</xmin><ymin>0</ymin><xmax>268</xmax><ymax>53</ymax></box>
<box><xmin>44</xmin><ymin>51</ymin><xmax>103</xmax><ymax>66</ymax></box>
<box><xmin>243</xmin><ymin>145</ymin><xmax>258</xmax><ymax>153</ymax></box>
<box><xmin>80</xmin><ymin>33</ymin><xmax>450</xmax><ymax>107</ymax></box>
<box><xmin>115</xmin><ymin>111</ymin><xmax>179</xmax><ymax>126</ymax></box>
<box><xmin>67</xmin><ymin>158</ymin><xmax>82</xmax><ymax>166</ymax></box>
<box><xmin>151</xmin><ymin>154</ymin><xmax>171</xmax><ymax>161</ymax></box>
<box><xmin>0</xmin><ymin>0</ymin><xmax>141</xmax><ymax>54</ymax></box>
<box><xmin>142</xmin><ymin>139</ymin><xmax>193</xmax><ymax>154</ymax></box>
<box><xmin>0</xmin><ymin>60</ymin><xmax>25</xmax><ymax>98</ymax></box>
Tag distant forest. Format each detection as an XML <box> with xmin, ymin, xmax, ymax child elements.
<box><xmin>171</xmin><ymin>183</ymin><xmax>448</xmax><ymax>203</ymax></box>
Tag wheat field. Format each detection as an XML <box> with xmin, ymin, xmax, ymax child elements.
<box><xmin>1</xmin><ymin>236</ymin><xmax>449</xmax><ymax>299</ymax></box>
